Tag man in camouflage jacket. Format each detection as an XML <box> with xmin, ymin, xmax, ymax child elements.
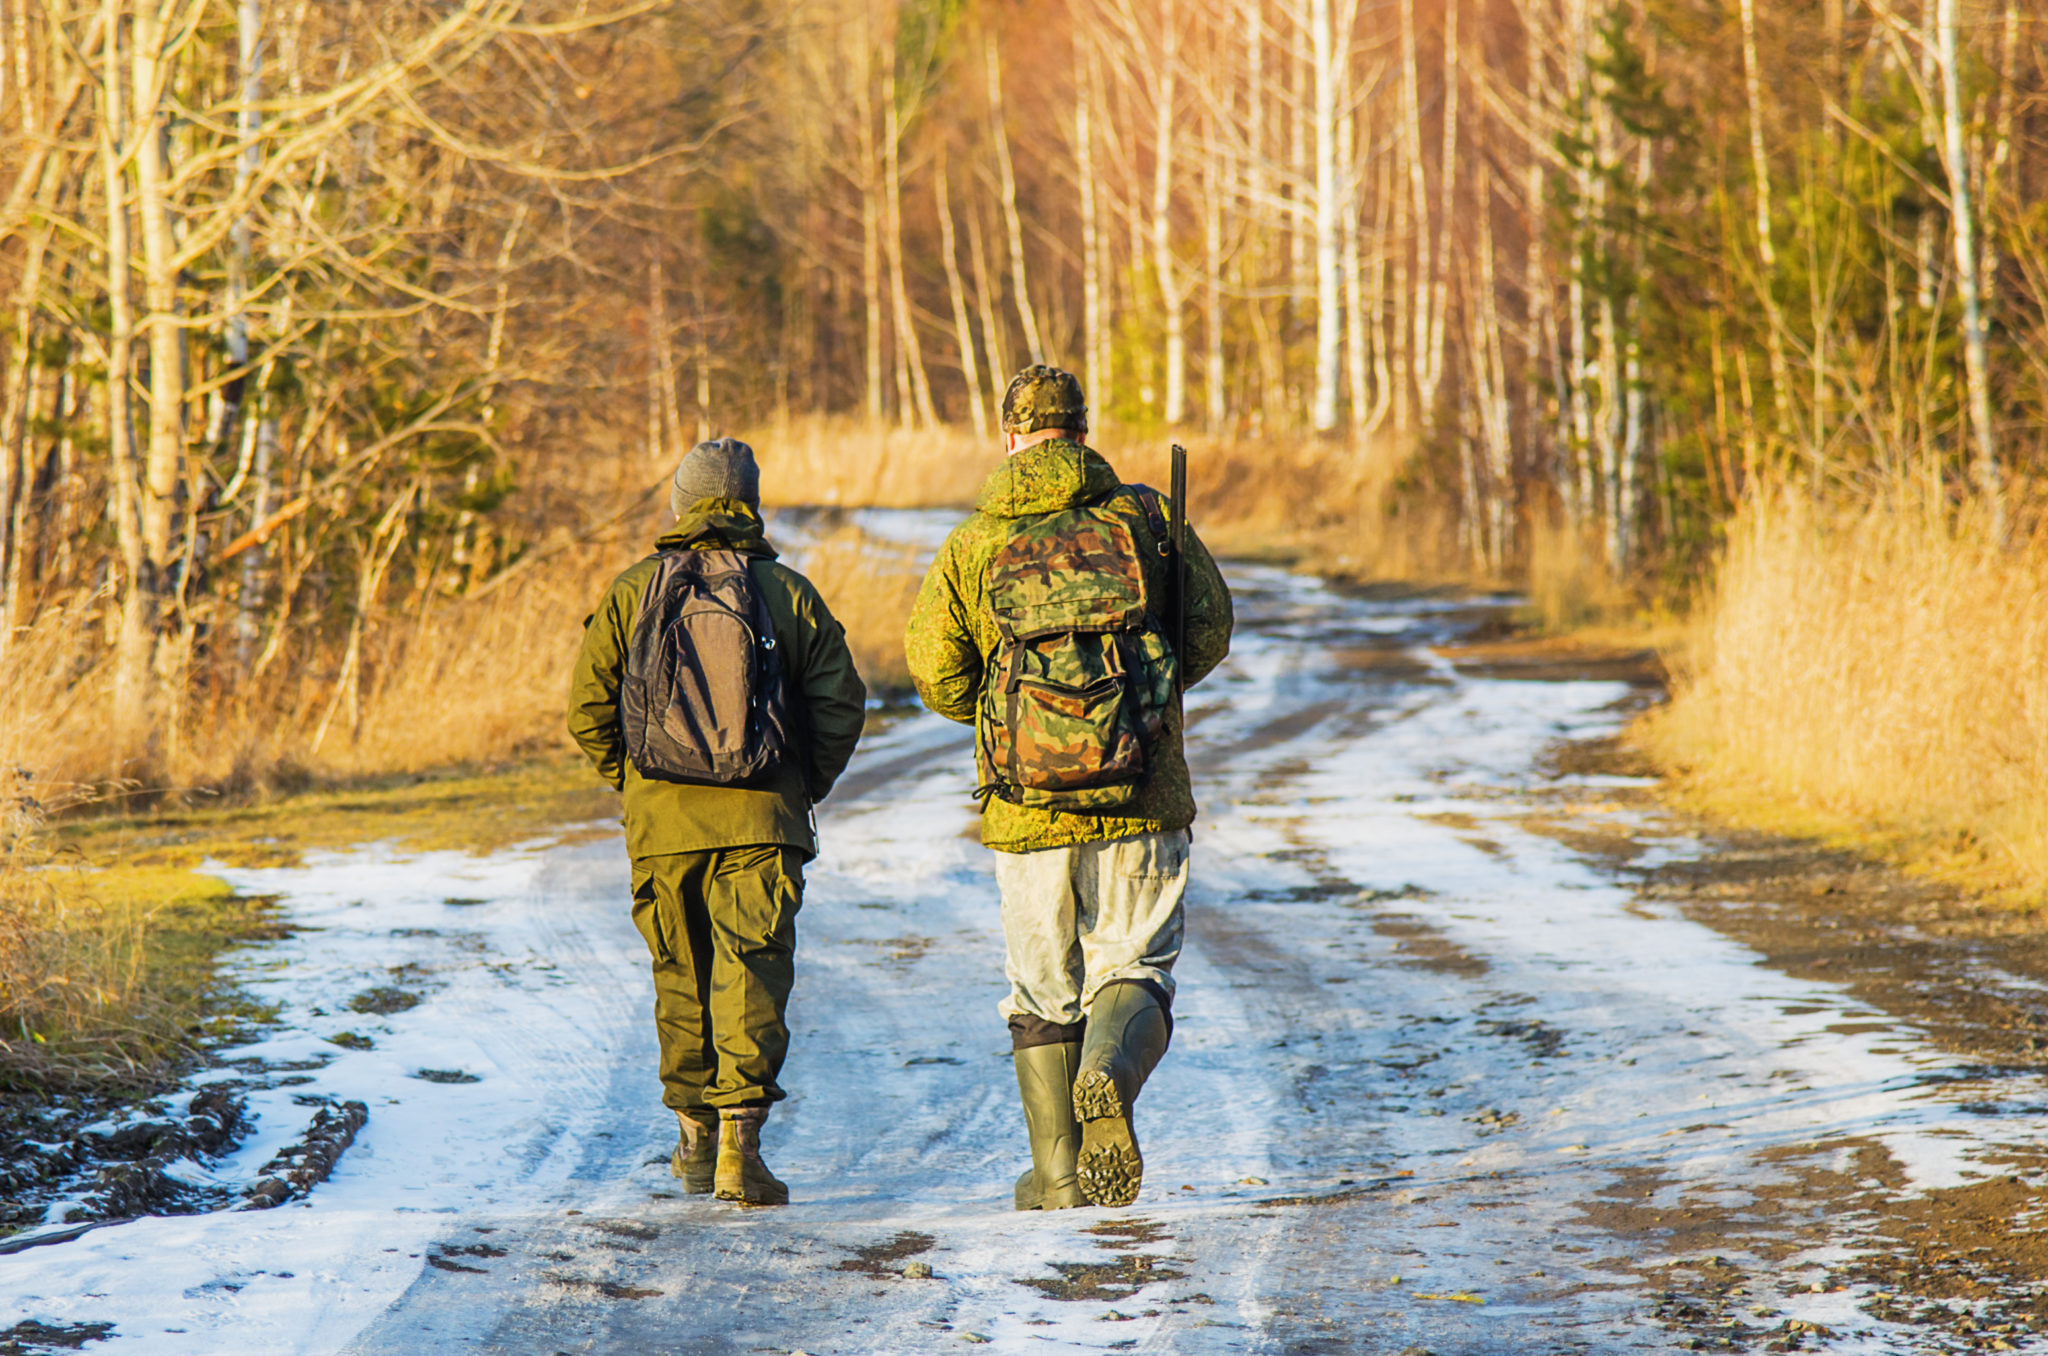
<box><xmin>906</xmin><ymin>366</ymin><xmax>1233</xmax><ymax>1209</ymax></box>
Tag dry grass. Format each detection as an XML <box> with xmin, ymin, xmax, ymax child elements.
<box><xmin>1092</xmin><ymin>429</ymin><xmax>1416</xmax><ymax>569</ymax></box>
<box><xmin>788</xmin><ymin>526</ymin><xmax>923</xmax><ymax>692</ymax></box>
<box><xmin>1640</xmin><ymin>479</ymin><xmax>2048</xmax><ymax>904</ymax></box>
<box><xmin>744</xmin><ymin>415</ymin><xmax>1431</xmax><ymax>573</ymax></box>
<box><xmin>1523</xmin><ymin>516</ymin><xmax>1640</xmax><ymax>632</ymax></box>
<box><xmin>750</xmin><ymin>414</ymin><xmax>1000</xmax><ymax>507</ymax></box>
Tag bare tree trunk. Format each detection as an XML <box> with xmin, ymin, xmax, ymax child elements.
<box><xmin>133</xmin><ymin>0</ymin><xmax>183</xmax><ymax>598</ymax></box>
<box><xmin>1242</xmin><ymin>0</ymin><xmax>1282</xmax><ymax>426</ymax></box>
<box><xmin>1076</xmin><ymin>45</ymin><xmax>1104</xmax><ymax>409</ymax></box>
<box><xmin>857</xmin><ymin>15</ymin><xmax>884</xmax><ymax>421</ymax></box>
<box><xmin>0</xmin><ymin>0</ymin><xmax>52</xmax><ymax>641</ymax></box>
<box><xmin>1619</xmin><ymin>305</ymin><xmax>1645</xmax><ymax>566</ymax></box>
<box><xmin>0</xmin><ymin>216</ymin><xmax>51</xmax><ymax>643</ymax></box>
<box><xmin>966</xmin><ymin>200</ymin><xmax>1011</xmax><ymax>406</ymax></box>
<box><xmin>1339</xmin><ymin>47</ymin><xmax>1371</xmax><ymax>434</ymax></box>
<box><xmin>1738</xmin><ymin>0</ymin><xmax>1799</xmax><ymax>454</ymax></box>
<box><xmin>4</xmin><ymin>0</ymin><xmax>25</xmax><ymax>121</ymax></box>
<box><xmin>1397</xmin><ymin>0</ymin><xmax>1428</xmax><ymax>436</ymax></box>
<box><xmin>1935</xmin><ymin>0</ymin><xmax>2001</xmax><ymax>528</ymax></box>
<box><xmin>1563</xmin><ymin>0</ymin><xmax>1596</xmax><ymax>532</ymax></box>
<box><xmin>1521</xmin><ymin>0</ymin><xmax>1562</xmax><ymax>523</ymax></box>
<box><xmin>1390</xmin><ymin>122</ymin><xmax>1412</xmax><ymax>438</ymax></box>
<box><xmin>650</xmin><ymin>255</ymin><xmax>682</xmax><ymax>460</ymax></box>
<box><xmin>311</xmin><ymin>482</ymin><xmax>417</xmax><ymax>753</ymax></box>
<box><xmin>102</xmin><ymin>0</ymin><xmax>153</xmax><ymax>741</ymax></box>
<box><xmin>692</xmin><ymin>277</ymin><xmax>712</xmax><ymax>444</ymax></box>
<box><xmin>1591</xmin><ymin>52</ymin><xmax>1624</xmax><ymax>570</ymax></box>
<box><xmin>1202</xmin><ymin>97</ymin><xmax>1226</xmax><ymax>429</ymax></box>
<box><xmin>1151</xmin><ymin>0</ymin><xmax>1185</xmax><ymax>424</ymax></box>
<box><xmin>934</xmin><ymin>143</ymin><xmax>988</xmax><ymax>436</ymax></box>
<box><xmin>1309</xmin><ymin>0</ymin><xmax>1341</xmax><ymax>433</ymax></box>
<box><xmin>1476</xmin><ymin>173</ymin><xmax>1513</xmax><ymax>569</ymax></box>
<box><xmin>1363</xmin><ymin>143</ymin><xmax>1395</xmax><ymax>432</ymax></box>
<box><xmin>986</xmin><ymin>34</ymin><xmax>1045</xmax><ymax>364</ymax></box>
<box><xmin>882</xmin><ymin>57</ymin><xmax>936</xmax><ymax>429</ymax></box>
<box><xmin>1417</xmin><ymin>0</ymin><xmax>1458</xmax><ymax>423</ymax></box>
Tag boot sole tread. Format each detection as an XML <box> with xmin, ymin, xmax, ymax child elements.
<box><xmin>1073</xmin><ymin>1071</ymin><xmax>1142</xmax><ymax>1206</ymax></box>
<box><xmin>1071</xmin><ymin>1068</ymin><xmax>1125</xmax><ymax>1123</ymax></box>
<box><xmin>1077</xmin><ymin>1132</ymin><xmax>1142</xmax><ymax>1207</ymax></box>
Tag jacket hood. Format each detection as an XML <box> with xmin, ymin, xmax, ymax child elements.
<box><xmin>972</xmin><ymin>440</ymin><xmax>1123</xmax><ymax>519</ymax></box>
<box><xmin>657</xmin><ymin>497</ymin><xmax>778</xmax><ymax>558</ymax></box>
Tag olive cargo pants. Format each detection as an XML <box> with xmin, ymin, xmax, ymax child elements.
<box><xmin>630</xmin><ymin>845</ymin><xmax>806</xmax><ymax>1109</ymax></box>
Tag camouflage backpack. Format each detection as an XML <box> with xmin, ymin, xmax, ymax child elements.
<box><xmin>976</xmin><ymin>488</ymin><xmax>1179</xmax><ymax>810</ymax></box>
<box><xmin>620</xmin><ymin>549</ymin><xmax>800</xmax><ymax>786</ymax></box>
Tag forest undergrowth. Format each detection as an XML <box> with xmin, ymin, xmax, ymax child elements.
<box><xmin>1644</xmin><ymin>475</ymin><xmax>2048</xmax><ymax>907</ymax></box>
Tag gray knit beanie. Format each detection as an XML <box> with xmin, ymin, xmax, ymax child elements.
<box><xmin>670</xmin><ymin>437</ymin><xmax>760</xmax><ymax>516</ymax></box>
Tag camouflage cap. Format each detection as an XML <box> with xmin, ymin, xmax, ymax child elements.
<box><xmin>1000</xmin><ymin>364</ymin><xmax>1089</xmax><ymax>435</ymax></box>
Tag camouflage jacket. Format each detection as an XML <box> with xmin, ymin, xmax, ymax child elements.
<box><xmin>905</xmin><ymin>440</ymin><xmax>1233</xmax><ymax>853</ymax></box>
<box><xmin>567</xmin><ymin>499</ymin><xmax>868</xmax><ymax>861</ymax></box>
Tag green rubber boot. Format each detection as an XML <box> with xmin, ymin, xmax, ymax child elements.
<box><xmin>714</xmin><ymin>1106</ymin><xmax>789</xmax><ymax>1206</ymax></box>
<box><xmin>1012</xmin><ymin>1041</ymin><xmax>1085</xmax><ymax>1211</ymax></box>
<box><xmin>669</xmin><ymin>1108</ymin><xmax>719</xmax><ymax>1193</ymax></box>
<box><xmin>1072</xmin><ymin>982</ymin><xmax>1171</xmax><ymax>1208</ymax></box>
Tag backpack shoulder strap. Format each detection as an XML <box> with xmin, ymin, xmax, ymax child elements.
<box><xmin>1118</xmin><ymin>484</ymin><xmax>1173</xmax><ymax>560</ymax></box>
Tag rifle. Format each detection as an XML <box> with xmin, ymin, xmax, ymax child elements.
<box><xmin>1169</xmin><ymin>444</ymin><xmax>1188</xmax><ymax>701</ymax></box>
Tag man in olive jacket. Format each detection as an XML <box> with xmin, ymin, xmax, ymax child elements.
<box><xmin>906</xmin><ymin>367</ymin><xmax>1233</xmax><ymax>1210</ymax></box>
<box><xmin>568</xmin><ymin>438</ymin><xmax>866</xmax><ymax>1206</ymax></box>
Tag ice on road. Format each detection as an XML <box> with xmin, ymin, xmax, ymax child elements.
<box><xmin>7</xmin><ymin>560</ymin><xmax>2048</xmax><ymax>1355</ymax></box>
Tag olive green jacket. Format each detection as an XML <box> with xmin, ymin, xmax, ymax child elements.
<box><xmin>567</xmin><ymin>500</ymin><xmax>867</xmax><ymax>861</ymax></box>
<box><xmin>905</xmin><ymin>441</ymin><xmax>1233</xmax><ymax>853</ymax></box>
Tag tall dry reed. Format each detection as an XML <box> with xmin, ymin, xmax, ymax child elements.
<box><xmin>751</xmin><ymin>415</ymin><xmax>999</xmax><ymax>507</ymax></box>
<box><xmin>1642</xmin><ymin>480</ymin><xmax>2048</xmax><ymax>902</ymax></box>
<box><xmin>787</xmin><ymin>527</ymin><xmax>923</xmax><ymax>691</ymax></box>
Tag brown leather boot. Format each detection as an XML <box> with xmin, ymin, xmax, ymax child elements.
<box><xmin>669</xmin><ymin>1108</ymin><xmax>718</xmax><ymax>1193</ymax></box>
<box><xmin>714</xmin><ymin>1106</ymin><xmax>789</xmax><ymax>1206</ymax></box>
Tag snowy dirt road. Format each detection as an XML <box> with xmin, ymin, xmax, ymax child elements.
<box><xmin>10</xmin><ymin>557</ymin><xmax>2048</xmax><ymax>1355</ymax></box>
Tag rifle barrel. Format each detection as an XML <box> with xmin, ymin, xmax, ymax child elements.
<box><xmin>1170</xmin><ymin>444</ymin><xmax>1187</xmax><ymax>699</ymax></box>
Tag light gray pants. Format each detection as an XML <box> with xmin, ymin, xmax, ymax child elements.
<box><xmin>993</xmin><ymin>830</ymin><xmax>1188</xmax><ymax>1033</ymax></box>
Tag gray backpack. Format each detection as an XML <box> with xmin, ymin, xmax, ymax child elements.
<box><xmin>620</xmin><ymin>549</ymin><xmax>799</xmax><ymax>786</ymax></box>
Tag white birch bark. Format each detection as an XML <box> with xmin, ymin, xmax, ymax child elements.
<box><xmin>101</xmin><ymin>0</ymin><xmax>151</xmax><ymax>734</ymax></box>
<box><xmin>965</xmin><ymin>198</ymin><xmax>1010</xmax><ymax>398</ymax></box>
<box><xmin>986</xmin><ymin>35</ymin><xmax>1045</xmax><ymax>364</ymax></box>
<box><xmin>1150</xmin><ymin>0</ymin><xmax>1185</xmax><ymax>424</ymax></box>
<box><xmin>882</xmin><ymin>58</ymin><xmax>937</xmax><ymax>430</ymax></box>
<box><xmin>132</xmin><ymin>0</ymin><xmax>183</xmax><ymax>590</ymax></box>
<box><xmin>934</xmin><ymin>145</ymin><xmax>988</xmax><ymax>436</ymax></box>
<box><xmin>1738</xmin><ymin>0</ymin><xmax>1799</xmax><ymax>449</ymax></box>
<box><xmin>1309</xmin><ymin>0</ymin><xmax>1341</xmax><ymax>432</ymax></box>
<box><xmin>1935</xmin><ymin>0</ymin><xmax>2001</xmax><ymax>525</ymax></box>
<box><xmin>1076</xmin><ymin>47</ymin><xmax>1104</xmax><ymax>409</ymax></box>
<box><xmin>856</xmin><ymin>15</ymin><xmax>884</xmax><ymax>421</ymax></box>
<box><xmin>1418</xmin><ymin>0</ymin><xmax>1459</xmax><ymax>421</ymax></box>
<box><xmin>1339</xmin><ymin>52</ymin><xmax>1371</xmax><ymax>433</ymax></box>
<box><xmin>1202</xmin><ymin>113</ymin><xmax>1226</xmax><ymax>429</ymax></box>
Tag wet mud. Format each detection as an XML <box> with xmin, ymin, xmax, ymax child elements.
<box><xmin>1519</xmin><ymin>718</ymin><xmax>2048</xmax><ymax>1353</ymax></box>
<box><xmin>836</xmin><ymin>1229</ymin><xmax>937</xmax><ymax>1278</ymax></box>
<box><xmin>0</xmin><ymin>1319</ymin><xmax>115</xmax><ymax>1354</ymax></box>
